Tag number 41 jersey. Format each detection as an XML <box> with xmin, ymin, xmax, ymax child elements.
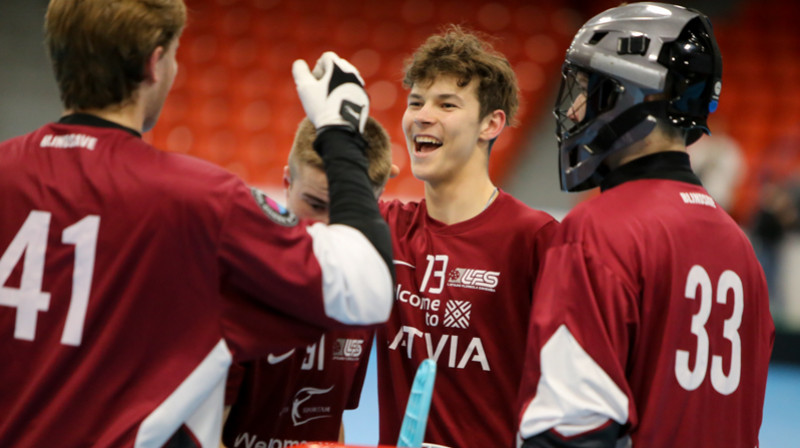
<box><xmin>0</xmin><ymin>117</ymin><xmax>390</xmax><ymax>447</ymax></box>
<box><xmin>377</xmin><ymin>191</ymin><xmax>557</xmax><ymax>448</ymax></box>
<box><xmin>518</xmin><ymin>163</ymin><xmax>774</xmax><ymax>448</ymax></box>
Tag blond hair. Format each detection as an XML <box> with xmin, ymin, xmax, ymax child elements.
<box><xmin>288</xmin><ymin>118</ymin><xmax>392</xmax><ymax>196</ymax></box>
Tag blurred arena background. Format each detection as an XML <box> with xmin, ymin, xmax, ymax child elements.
<box><xmin>1</xmin><ymin>0</ymin><xmax>798</xmax><ymax>445</ymax></box>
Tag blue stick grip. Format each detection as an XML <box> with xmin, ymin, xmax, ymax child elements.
<box><xmin>397</xmin><ymin>359</ymin><xmax>437</xmax><ymax>447</ymax></box>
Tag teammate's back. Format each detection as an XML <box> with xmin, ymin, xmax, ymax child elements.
<box><xmin>0</xmin><ymin>115</ymin><xmax>355</xmax><ymax>447</ymax></box>
<box><xmin>562</xmin><ymin>175</ymin><xmax>772</xmax><ymax>446</ymax></box>
<box><xmin>1</xmin><ymin>1</ymin><xmax>393</xmax><ymax>446</ymax></box>
<box><xmin>517</xmin><ymin>4</ymin><xmax>773</xmax><ymax>447</ymax></box>
<box><xmin>2</xmin><ymin>119</ymin><xmax>229</xmax><ymax>445</ymax></box>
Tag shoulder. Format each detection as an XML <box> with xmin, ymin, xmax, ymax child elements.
<box><xmin>154</xmin><ymin>148</ymin><xmax>237</xmax><ymax>183</ymax></box>
<box><xmin>558</xmin><ymin>193</ymin><xmax>618</xmax><ymax>239</ymax></box>
<box><xmin>0</xmin><ymin>124</ymin><xmax>57</xmax><ymax>157</ymax></box>
<box><xmin>142</xmin><ymin>146</ymin><xmax>245</xmax><ymax>203</ymax></box>
<box><xmin>495</xmin><ymin>191</ymin><xmax>558</xmax><ymax>232</ymax></box>
<box><xmin>379</xmin><ymin>198</ymin><xmax>421</xmax><ymax>221</ymax></box>
<box><xmin>0</xmin><ymin>132</ymin><xmax>30</xmax><ymax>149</ymax></box>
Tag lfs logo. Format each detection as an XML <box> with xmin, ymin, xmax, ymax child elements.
<box><xmin>333</xmin><ymin>338</ymin><xmax>364</xmax><ymax>361</ymax></box>
<box><xmin>447</xmin><ymin>268</ymin><xmax>499</xmax><ymax>292</ymax></box>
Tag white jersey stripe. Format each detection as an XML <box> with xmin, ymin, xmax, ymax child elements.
<box><xmin>307</xmin><ymin>223</ymin><xmax>393</xmax><ymax>325</ymax></box>
<box><xmin>135</xmin><ymin>339</ymin><xmax>233</xmax><ymax>448</ymax></box>
<box><xmin>518</xmin><ymin>325</ymin><xmax>628</xmax><ymax>442</ymax></box>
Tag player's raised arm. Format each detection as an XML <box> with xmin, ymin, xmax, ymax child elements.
<box><xmin>292</xmin><ymin>51</ymin><xmax>395</xmax><ymax>323</ymax></box>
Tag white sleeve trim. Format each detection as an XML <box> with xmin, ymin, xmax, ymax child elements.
<box><xmin>519</xmin><ymin>325</ymin><xmax>629</xmax><ymax>440</ymax></box>
<box><xmin>306</xmin><ymin>223</ymin><xmax>393</xmax><ymax>325</ymax></box>
<box><xmin>134</xmin><ymin>339</ymin><xmax>232</xmax><ymax>448</ymax></box>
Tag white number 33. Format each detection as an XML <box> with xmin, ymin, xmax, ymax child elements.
<box><xmin>1</xmin><ymin>211</ymin><xmax>100</xmax><ymax>346</ymax></box>
<box><xmin>675</xmin><ymin>265</ymin><xmax>743</xmax><ymax>395</ymax></box>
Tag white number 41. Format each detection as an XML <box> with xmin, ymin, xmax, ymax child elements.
<box><xmin>0</xmin><ymin>211</ymin><xmax>99</xmax><ymax>346</ymax></box>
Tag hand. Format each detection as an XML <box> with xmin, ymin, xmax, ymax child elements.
<box><xmin>292</xmin><ymin>51</ymin><xmax>369</xmax><ymax>134</ymax></box>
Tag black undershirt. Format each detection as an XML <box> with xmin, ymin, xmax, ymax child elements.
<box><xmin>58</xmin><ymin>113</ymin><xmax>142</xmax><ymax>138</ymax></box>
<box><xmin>600</xmin><ymin>151</ymin><xmax>702</xmax><ymax>192</ymax></box>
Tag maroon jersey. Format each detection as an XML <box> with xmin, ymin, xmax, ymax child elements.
<box><xmin>517</xmin><ymin>153</ymin><xmax>774</xmax><ymax>448</ymax></box>
<box><xmin>377</xmin><ymin>191</ymin><xmax>557</xmax><ymax>448</ymax></box>
<box><xmin>0</xmin><ymin>115</ymin><xmax>392</xmax><ymax>448</ymax></box>
<box><xmin>223</xmin><ymin>329</ymin><xmax>373</xmax><ymax>447</ymax></box>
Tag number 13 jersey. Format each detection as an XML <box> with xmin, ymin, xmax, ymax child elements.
<box><xmin>377</xmin><ymin>191</ymin><xmax>557</xmax><ymax>448</ymax></box>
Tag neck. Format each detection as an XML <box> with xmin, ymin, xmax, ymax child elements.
<box><xmin>605</xmin><ymin>126</ymin><xmax>687</xmax><ymax>170</ymax></box>
<box><xmin>67</xmin><ymin>101</ymin><xmax>144</xmax><ymax>134</ymax></box>
<box><xmin>424</xmin><ymin>176</ymin><xmax>497</xmax><ymax>225</ymax></box>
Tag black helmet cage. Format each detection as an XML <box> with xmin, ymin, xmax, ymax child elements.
<box><xmin>555</xmin><ymin>65</ymin><xmax>623</xmax><ymax>150</ymax></box>
<box><xmin>555</xmin><ymin>65</ymin><xmax>625</xmax><ymax>182</ymax></box>
<box><xmin>555</xmin><ymin>3</ymin><xmax>722</xmax><ymax>192</ymax></box>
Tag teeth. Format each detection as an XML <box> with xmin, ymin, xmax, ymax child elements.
<box><xmin>414</xmin><ymin>136</ymin><xmax>442</xmax><ymax>145</ymax></box>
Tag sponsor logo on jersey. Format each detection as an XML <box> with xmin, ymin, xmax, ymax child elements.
<box><xmin>40</xmin><ymin>133</ymin><xmax>98</xmax><ymax>151</ymax></box>
<box><xmin>232</xmin><ymin>432</ymin><xmax>307</xmax><ymax>448</ymax></box>
<box><xmin>267</xmin><ymin>349</ymin><xmax>296</xmax><ymax>365</ymax></box>
<box><xmin>292</xmin><ymin>386</ymin><xmax>334</xmax><ymax>426</ymax></box>
<box><xmin>679</xmin><ymin>192</ymin><xmax>716</xmax><ymax>208</ymax></box>
<box><xmin>332</xmin><ymin>338</ymin><xmax>364</xmax><ymax>361</ymax></box>
<box><xmin>250</xmin><ymin>187</ymin><xmax>299</xmax><ymax>226</ymax></box>
<box><xmin>447</xmin><ymin>268</ymin><xmax>500</xmax><ymax>292</ymax></box>
<box><xmin>388</xmin><ymin>325</ymin><xmax>490</xmax><ymax>371</ymax></box>
<box><xmin>443</xmin><ymin>300</ymin><xmax>472</xmax><ymax>329</ymax></box>
<box><xmin>396</xmin><ymin>284</ymin><xmax>440</xmax><ymax>311</ymax></box>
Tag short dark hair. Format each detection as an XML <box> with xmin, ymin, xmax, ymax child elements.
<box><xmin>45</xmin><ymin>0</ymin><xmax>186</xmax><ymax>110</ymax></box>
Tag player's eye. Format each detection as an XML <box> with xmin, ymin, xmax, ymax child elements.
<box><xmin>306</xmin><ymin>200</ymin><xmax>328</xmax><ymax>212</ymax></box>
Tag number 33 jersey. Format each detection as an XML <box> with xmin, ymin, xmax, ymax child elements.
<box><xmin>518</xmin><ymin>166</ymin><xmax>774</xmax><ymax>448</ymax></box>
<box><xmin>377</xmin><ymin>192</ymin><xmax>557</xmax><ymax>448</ymax></box>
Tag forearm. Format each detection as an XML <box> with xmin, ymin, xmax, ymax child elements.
<box><xmin>314</xmin><ymin>127</ymin><xmax>394</xmax><ymax>281</ymax></box>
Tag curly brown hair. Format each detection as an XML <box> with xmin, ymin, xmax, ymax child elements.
<box><xmin>403</xmin><ymin>24</ymin><xmax>520</xmax><ymax>126</ymax></box>
<box><xmin>45</xmin><ymin>0</ymin><xmax>186</xmax><ymax>111</ymax></box>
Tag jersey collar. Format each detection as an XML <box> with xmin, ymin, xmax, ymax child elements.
<box><xmin>58</xmin><ymin>113</ymin><xmax>142</xmax><ymax>138</ymax></box>
<box><xmin>600</xmin><ymin>151</ymin><xmax>702</xmax><ymax>192</ymax></box>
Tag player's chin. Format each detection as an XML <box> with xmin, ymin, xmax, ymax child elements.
<box><xmin>409</xmin><ymin>162</ymin><xmax>436</xmax><ymax>183</ymax></box>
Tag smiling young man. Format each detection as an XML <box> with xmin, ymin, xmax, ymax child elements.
<box><xmin>374</xmin><ymin>26</ymin><xmax>558</xmax><ymax>448</ymax></box>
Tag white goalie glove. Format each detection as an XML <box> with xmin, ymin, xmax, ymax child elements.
<box><xmin>292</xmin><ymin>51</ymin><xmax>369</xmax><ymax>134</ymax></box>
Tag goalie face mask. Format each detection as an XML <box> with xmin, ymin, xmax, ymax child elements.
<box><xmin>554</xmin><ymin>2</ymin><xmax>722</xmax><ymax>192</ymax></box>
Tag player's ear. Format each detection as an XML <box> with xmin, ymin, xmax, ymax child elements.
<box><xmin>144</xmin><ymin>46</ymin><xmax>165</xmax><ymax>83</ymax></box>
<box><xmin>479</xmin><ymin>109</ymin><xmax>506</xmax><ymax>142</ymax></box>
<box><xmin>389</xmin><ymin>164</ymin><xmax>400</xmax><ymax>179</ymax></box>
<box><xmin>283</xmin><ymin>165</ymin><xmax>292</xmax><ymax>189</ymax></box>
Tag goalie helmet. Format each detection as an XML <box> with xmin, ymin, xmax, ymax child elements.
<box><xmin>555</xmin><ymin>2</ymin><xmax>722</xmax><ymax>191</ymax></box>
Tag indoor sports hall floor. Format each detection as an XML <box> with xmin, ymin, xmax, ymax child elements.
<box><xmin>342</xmin><ymin>345</ymin><xmax>800</xmax><ymax>447</ymax></box>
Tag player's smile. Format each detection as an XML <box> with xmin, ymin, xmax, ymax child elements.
<box><xmin>413</xmin><ymin>134</ymin><xmax>443</xmax><ymax>156</ymax></box>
